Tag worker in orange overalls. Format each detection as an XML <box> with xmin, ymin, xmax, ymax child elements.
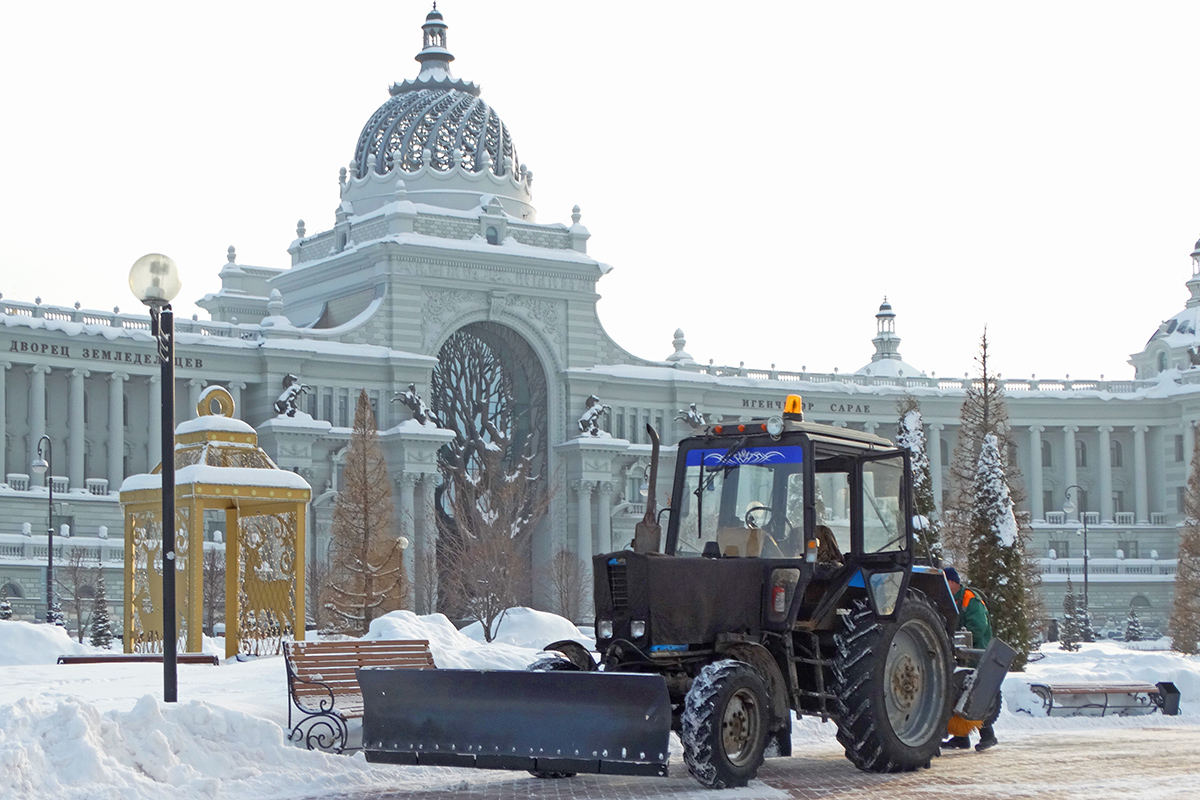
<box><xmin>942</xmin><ymin>566</ymin><xmax>999</xmax><ymax>752</ymax></box>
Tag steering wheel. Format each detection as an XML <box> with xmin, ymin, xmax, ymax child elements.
<box><xmin>745</xmin><ymin>506</ymin><xmax>772</xmax><ymax>528</ymax></box>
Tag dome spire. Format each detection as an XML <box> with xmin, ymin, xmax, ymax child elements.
<box><xmin>416</xmin><ymin>3</ymin><xmax>454</xmax><ymax>70</ymax></box>
<box><xmin>390</xmin><ymin>5</ymin><xmax>480</xmax><ymax>97</ymax></box>
<box><xmin>871</xmin><ymin>297</ymin><xmax>902</xmax><ymax>362</ymax></box>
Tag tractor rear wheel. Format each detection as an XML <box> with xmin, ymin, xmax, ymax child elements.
<box><xmin>832</xmin><ymin>591</ymin><xmax>953</xmax><ymax>772</ymax></box>
<box><xmin>682</xmin><ymin>660</ymin><xmax>769</xmax><ymax>788</ymax></box>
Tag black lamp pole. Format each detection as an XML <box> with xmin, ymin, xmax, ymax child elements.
<box><xmin>152</xmin><ymin>304</ymin><xmax>178</xmax><ymax>702</ymax></box>
<box><xmin>35</xmin><ymin>435</ymin><xmax>54</xmax><ymax>623</ymax></box>
<box><xmin>130</xmin><ymin>252</ymin><xmax>181</xmax><ymax>703</ymax></box>
<box><xmin>1064</xmin><ymin>484</ymin><xmax>1089</xmax><ymax>630</ymax></box>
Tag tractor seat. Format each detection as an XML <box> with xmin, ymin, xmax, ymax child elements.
<box><xmin>715</xmin><ymin>527</ymin><xmax>764</xmax><ymax>557</ymax></box>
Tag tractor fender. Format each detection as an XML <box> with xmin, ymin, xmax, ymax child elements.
<box><xmin>714</xmin><ymin>641</ymin><xmax>790</xmax><ymax>733</ymax></box>
<box><xmin>908</xmin><ymin>566</ymin><xmax>958</xmax><ymax>638</ymax></box>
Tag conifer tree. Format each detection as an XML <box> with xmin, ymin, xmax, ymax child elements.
<box><xmin>946</xmin><ymin>332</ymin><xmax>1018</xmax><ymax>562</ymax></box>
<box><xmin>89</xmin><ymin>571</ymin><xmax>113</xmax><ymax>649</ymax></box>
<box><xmin>896</xmin><ymin>395</ymin><xmax>941</xmax><ymax>563</ymax></box>
<box><xmin>1124</xmin><ymin>608</ymin><xmax>1144</xmax><ymax>643</ymax></box>
<box><xmin>327</xmin><ymin>390</ymin><xmax>408</xmax><ymax>635</ymax></box>
<box><xmin>1169</xmin><ymin>428</ymin><xmax>1200</xmax><ymax>655</ymax></box>
<box><xmin>1059</xmin><ymin>578</ymin><xmax>1082</xmax><ymax>652</ymax></box>
<box><xmin>968</xmin><ymin>433</ymin><xmax>1032</xmax><ymax>667</ymax></box>
<box><xmin>0</xmin><ymin>585</ymin><xmax>12</xmax><ymax>620</ymax></box>
<box><xmin>946</xmin><ymin>332</ymin><xmax>1043</xmax><ymax>654</ymax></box>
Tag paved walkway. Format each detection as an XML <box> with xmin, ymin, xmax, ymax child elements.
<box><xmin>318</xmin><ymin>726</ymin><xmax>1200</xmax><ymax>800</ymax></box>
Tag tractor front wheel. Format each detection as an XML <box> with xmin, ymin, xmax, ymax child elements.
<box><xmin>681</xmin><ymin>660</ymin><xmax>769</xmax><ymax>788</ymax></box>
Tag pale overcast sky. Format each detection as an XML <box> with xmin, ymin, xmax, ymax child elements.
<box><xmin>2</xmin><ymin>1</ymin><xmax>1199</xmax><ymax>382</ymax></box>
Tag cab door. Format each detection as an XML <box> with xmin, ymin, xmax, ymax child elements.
<box><xmin>851</xmin><ymin>449</ymin><xmax>912</xmax><ymax>618</ymax></box>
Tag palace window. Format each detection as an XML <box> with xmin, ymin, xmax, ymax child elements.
<box><xmin>1042</xmin><ymin>440</ymin><xmax>1052</xmax><ymax>468</ymax></box>
<box><xmin>1118</xmin><ymin>540</ymin><xmax>1139</xmax><ymax>559</ymax></box>
<box><xmin>1178</xmin><ymin>486</ymin><xmax>1187</xmax><ymax>513</ymax></box>
<box><xmin>1049</xmin><ymin>540</ymin><xmax>1069</xmax><ymax>559</ymax></box>
<box><xmin>1111</xmin><ymin>439</ymin><xmax>1123</xmax><ymax>468</ymax></box>
<box><xmin>1176</xmin><ymin>434</ymin><xmax>1185</xmax><ymax>462</ymax></box>
<box><xmin>1112</xmin><ymin>490</ymin><xmax>1125</xmax><ymax>513</ymax></box>
<box><xmin>1076</xmin><ymin>440</ymin><xmax>1087</xmax><ymax>468</ymax></box>
<box><xmin>1043</xmin><ymin>490</ymin><xmax>1055</xmax><ymax>515</ymax></box>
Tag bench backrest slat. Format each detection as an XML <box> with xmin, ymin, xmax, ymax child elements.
<box><xmin>285</xmin><ymin>639</ymin><xmax>436</xmax><ymax>689</ymax></box>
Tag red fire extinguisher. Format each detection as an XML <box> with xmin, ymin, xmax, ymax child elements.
<box><xmin>772</xmin><ymin>584</ymin><xmax>786</xmax><ymax>614</ymax></box>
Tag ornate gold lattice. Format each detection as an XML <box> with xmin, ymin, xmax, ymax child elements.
<box><xmin>237</xmin><ymin>512</ymin><xmax>299</xmax><ymax>656</ymax></box>
<box><xmin>128</xmin><ymin>507</ymin><xmax>192</xmax><ymax>653</ymax></box>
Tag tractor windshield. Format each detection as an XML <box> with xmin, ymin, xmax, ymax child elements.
<box><xmin>672</xmin><ymin>443</ymin><xmax>805</xmax><ymax>558</ymax></box>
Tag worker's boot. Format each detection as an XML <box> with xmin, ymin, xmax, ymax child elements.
<box><xmin>975</xmin><ymin>725</ymin><xmax>998</xmax><ymax>751</ymax></box>
<box><xmin>941</xmin><ymin>736</ymin><xmax>970</xmax><ymax>750</ymax></box>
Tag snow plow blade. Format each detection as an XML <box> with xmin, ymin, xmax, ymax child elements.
<box><xmin>359</xmin><ymin>668</ymin><xmax>672</xmax><ymax>776</ymax></box>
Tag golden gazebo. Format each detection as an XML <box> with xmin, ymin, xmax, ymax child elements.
<box><xmin>120</xmin><ymin>386</ymin><xmax>311</xmax><ymax>658</ymax></box>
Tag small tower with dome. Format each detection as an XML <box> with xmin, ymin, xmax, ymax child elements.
<box><xmin>1129</xmin><ymin>238</ymin><xmax>1200</xmax><ymax>378</ymax></box>
<box><xmin>854</xmin><ymin>297</ymin><xmax>924</xmax><ymax>378</ymax></box>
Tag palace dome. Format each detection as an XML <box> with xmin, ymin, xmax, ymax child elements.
<box><xmin>352</xmin><ymin>7</ymin><xmax>521</xmax><ymax>184</ymax></box>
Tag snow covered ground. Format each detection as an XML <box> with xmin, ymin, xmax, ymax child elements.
<box><xmin>1</xmin><ymin>612</ymin><xmax>1197</xmax><ymax>800</ymax></box>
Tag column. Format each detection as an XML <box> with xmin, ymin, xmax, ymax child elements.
<box><xmin>0</xmin><ymin>362</ymin><xmax>9</xmax><ymax>478</ymax></box>
<box><xmin>68</xmin><ymin>369</ymin><xmax>88</xmax><ymax>489</ymax></box>
<box><xmin>148</xmin><ymin>376</ymin><xmax>161</xmax><ymax>468</ymax></box>
<box><xmin>108</xmin><ymin>372</ymin><xmax>128</xmax><ymax>489</ymax></box>
<box><xmin>596</xmin><ymin>481</ymin><xmax>615</xmax><ymax>554</ymax></box>
<box><xmin>29</xmin><ymin>365</ymin><xmax>49</xmax><ymax>487</ymax></box>
<box><xmin>1028</xmin><ymin>426</ymin><xmax>1044</xmax><ymax>521</ymax></box>
<box><xmin>1186</xmin><ymin>420</ymin><xmax>1197</xmax><ymax>473</ymax></box>
<box><xmin>1098</xmin><ymin>425</ymin><xmax>1113</xmax><ymax>523</ymax></box>
<box><xmin>1063</xmin><ymin>426</ymin><xmax>1078</xmax><ymax>519</ymax></box>
<box><xmin>415</xmin><ymin>474</ymin><xmax>438</xmax><ymax>614</ymax></box>
<box><xmin>928</xmin><ymin>424</ymin><xmax>944</xmax><ymax>514</ymax></box>
<box><xmin>1134</xmin><ymin>425</ymin><xmax>1149</xmax><ymax>524</ymax></box>
<box><xmin>397</xmin><ymin>473</ymin><xmax>418</xmax><ymax>607</ymax></box>
<box><xmin>188</xmin><ymin>379</ymin><xmax>207</xmax><ymax>418</ymax></box>
<box><xmin>574</xmin><ymin>481</ymin><xmax>595</xmax><ymax>615</ymax></box>
<box><xmin>229</xmin><ymin>381</ymin><xmax>245</xmax><ymax>418</ymax></box>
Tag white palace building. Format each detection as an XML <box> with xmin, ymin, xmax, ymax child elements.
<box><xmin>0</xmin><ymin>8</ymin><xmax>1195</xmax><ymax>637</ymax></box>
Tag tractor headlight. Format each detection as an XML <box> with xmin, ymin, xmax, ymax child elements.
<box><xmin>630</xmin><ymin>620</ymin><xmax>647</xmax><ymax>639</ymax></box>
<box><xmin>766</xmin><ymin>415</ymin><xmax>785</xmax><ymax>437</ymax></box>
<box><xmin>597</xmin><ymin>619</ymin><xmax>614</xmax><ymax>639</ymax></box>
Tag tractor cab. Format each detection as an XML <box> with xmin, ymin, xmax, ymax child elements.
<box><xmin>665</xmin><ymin>401</ymin><xmax>914</xmax><ymax>584</ymax></box>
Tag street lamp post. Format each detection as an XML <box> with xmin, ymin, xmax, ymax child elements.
<box><xmin>129</xmin><ymin>253</ymin><xmax>182</xmax><ymax>703</ymax></box>
<box><xmin>1063</xmin><ymin>484</ymin><xmax>1090</xmax><ymax>639</ymax></box>
<box><xmin>30</xmin><ymin>435</ymin><xmax>55</xmax><ymax>624</ymax></box>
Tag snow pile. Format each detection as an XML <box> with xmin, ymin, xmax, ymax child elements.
<box><xmin>361</xmin><ymin>609</ymin><xmax>544</xmax><ymax>670</ymax></box>
<box><xmin>0</xmin><ymin>695</ymin><xmax>415</xmax><ymax>800</ymax></box>
<box><xmin>0</xmin><ymin>620</ymin><xmax>96</xmax><ymax>666</ymax></box>
<box><xmin>1004</xmin><ymin>640</ymin><xmax>1200</xmax><ymax>717</ymax></box>
<box><xmin>459</xmin><ymin>606</ymin><xmax>594</xmax><ymax>650</ymax></box>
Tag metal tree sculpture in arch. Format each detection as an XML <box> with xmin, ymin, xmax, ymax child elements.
<box><xmin>431</xmin><ymin>323</ymin><xmax>548</xmax><ymax>620</ymax></box>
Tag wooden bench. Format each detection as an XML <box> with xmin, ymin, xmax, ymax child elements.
<box><xmin>284</xmin><ymin>639</ymin><xmax>436</xmax><ymax>753</ymax></box>
<box><xmin>57</xmin><ymin>653</ymin><xmax>220</xmax><ymax>665</ymax></box>
<box><xmin>1030</xmin><ymin>681</ymin><xmax>1180</xmax><ymax>717</ymax></box>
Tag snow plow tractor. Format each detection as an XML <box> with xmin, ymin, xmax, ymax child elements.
<box><xmin>361</xmin><ymin>397</ymin><xmax>1014</xmax><ymax>788</ymax></box>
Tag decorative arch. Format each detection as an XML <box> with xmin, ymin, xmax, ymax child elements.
<box><xmin>2</xmin><ymin>581</ymin><xmax>23</xmax><ymax>598</ymax></box>
<box><xmin>430</xmin><ymin>318</ymin><xmax>559</xmax><ymax>609</ymax></box>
